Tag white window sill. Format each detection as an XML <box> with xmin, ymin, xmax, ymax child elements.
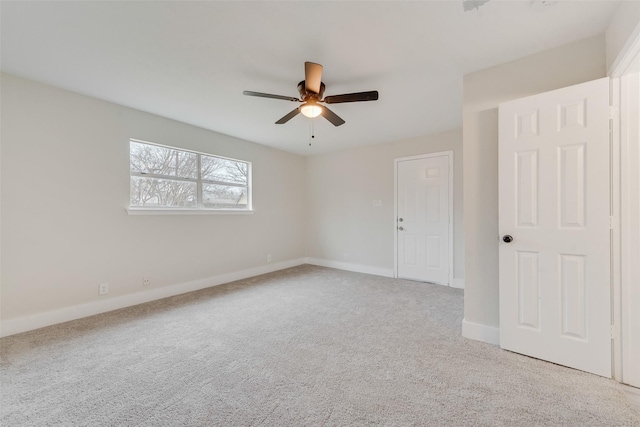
<box><xmin>126</xmin><ymin>208</ymin><xmax>254</xmax><ymax>216</ymax></box>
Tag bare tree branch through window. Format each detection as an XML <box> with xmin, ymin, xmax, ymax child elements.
<box><xmin>129</xmin><ymin>140</ymin><xmax>251</xmax><ymax>210</ymax></box>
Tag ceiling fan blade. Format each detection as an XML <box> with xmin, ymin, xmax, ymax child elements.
<box><xmin>243</xmin><ymin>91</ymin><xmax>300</xmax><ymax>102</ymax></box>
<box><xmin>275</xmin><ymin>108</ymin><xmax>301</xmax><ymax>124</ymax></box>
<box><xmin>304</xmin><ymin>62</ymin><xmax>323</xmax><ymax>94</ymax></box>
<box><xmin>323</xmin><ymin>91</ymin><xmax>379</xmax><ymax>104</ymax></box>
<box><xmin>320</xmin><ymin>105</ymin><xmax>345</xmax><ymax>127</ymax></box>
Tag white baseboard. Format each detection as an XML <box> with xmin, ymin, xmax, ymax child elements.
<box><xmin>619</xmin><ymin>383</ymin><xmax>640</xmax><ymax>414</ymax></box>
<box><xmin>451</xmin><ymin>278</ymin><xmax>465</xmax><ymax>289</ymax></box>
<box><xmin>304</xmin><ymin>257</ymin><xmax>394</xmax><ymax>278</ymax></box>
<box><xmin>0</xmin><ymin>258</ymin><xmax>306</xmax><ymax>338</ymax></box>
<box><xmin>462</xmin><ymin>318</ymin><xmax>500</xmax><ymax>346</ymax></box>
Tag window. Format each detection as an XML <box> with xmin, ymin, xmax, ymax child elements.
<box><xmin>129</xmin><ymin>139</ymin><xmax>251</xmax><ymax>211</ymax></box>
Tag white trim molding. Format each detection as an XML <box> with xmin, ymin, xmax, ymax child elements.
<box><xmin>619</xmin><ymin>70</ymin><xmax>640</xmax><ymax>388</ymax></box>
<box><xmin>618</xmin><ymin>383</ymin><xmax>640</xmax><ymax>414</ymax></box>
<box><xmin>0</xmin><ymin>258</ymin><xmax>305</xmax><ymax>338</ymax></box>
<box><xmin>304</xmin><ymin>257</ymin><xmax>394</xmax><ymax>278</ymax></box>
<box><xmin>609</xmin><ymin>26</ymin><xmax>640</xmax><ymax>388</ymax></box>
<box><xmin>462</xmin><ymin>318</ymin><xmax>500</xmax><ymax>346</ymax></box>
<box><xmin>126</xmin><ymin>208</ymin><xmax>254</xmax><ymax>215</ymax></box>
<box><xmin>451</xmin><ymin>278</ymin><xmax>465</xmax><ymax>289</ymax></box>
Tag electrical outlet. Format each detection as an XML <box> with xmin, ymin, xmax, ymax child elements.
<box><xmin>267</xmin><ymin>254</ymin><xmax>272</xmax><ymax>262</ymax></box>
<box><xmin>99</xmin><ymin>282</ymin><xmax>109</xmax><ymax>295</ymax></box>
<box><xmin>143</xmin><ymin>277</ymin><xmax>151</xmax><ymax>287</ymax></box>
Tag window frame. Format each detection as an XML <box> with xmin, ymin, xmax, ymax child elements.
<box><xmin>127</xmin><ymin>139</ymin><xmax>252</xmax><ymax>214</ymax></box>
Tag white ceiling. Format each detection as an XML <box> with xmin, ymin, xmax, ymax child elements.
<box><xmin>0</xmin><ymin>1</ymin><xmax>620</xmax><ymax>156</ymax></box>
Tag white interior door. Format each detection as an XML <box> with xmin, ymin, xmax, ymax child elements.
<box><xmin>396</xmin><ymin>154</ymin><xmax>451</xmax><ymax>285</ymax></box>
<box><xmin>498</xmin><ymin>77</ymin><xmax>611</xmax><ymax>377</ymax></box>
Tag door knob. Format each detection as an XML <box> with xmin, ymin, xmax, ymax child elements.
<box><xmin>398</xmin><ymin>226</ymin><xmax>404</xmax><ymax>231</ymax></box>
<box><xmin>503</xmin><ymin>235</ymin><xmax>513</xmax><ymax>243</ymax></box>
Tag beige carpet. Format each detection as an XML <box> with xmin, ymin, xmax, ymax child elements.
<box><xmin>1</xmin><ymin>265</ymin><xmax>639</xmax><ymax>426</ymax></box>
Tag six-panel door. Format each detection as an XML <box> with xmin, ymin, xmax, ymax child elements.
<box><xmin>397</xmin><ymin>155</ymin><xmax>450</xmax><ymax>285</ymax></box>
<box><xmin>498</xmin><ymin>77</ymin><xmax>611</xmax><ymax>377</ymax></box>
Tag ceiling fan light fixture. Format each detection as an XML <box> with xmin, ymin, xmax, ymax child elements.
<box><xmin>300</xmin><ymin>102</ymin><xmax>323</xmax><ymax>118</ymax></box>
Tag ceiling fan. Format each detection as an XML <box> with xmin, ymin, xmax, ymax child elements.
<box><xmin>243</xmin><ymin>62</ymin><xmax>379</xmax><ymax>127</ymax></box>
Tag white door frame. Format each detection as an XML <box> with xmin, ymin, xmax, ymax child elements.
<box><xmin>609</xmin><ymin>24</ymin><xmax>640</xmax><ymax>387</ymax></box>
<box><xmin>394</xmin><ymin>151</ymin><xmax>453</xmax><ymax>285</ymax></box>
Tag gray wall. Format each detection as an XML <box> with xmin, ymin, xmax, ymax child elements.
<box><xmin>306</xmin><ymin>129</ymin><xmax>464</xmax><ymax>284</ymax></box>
<box><xmin>462</xmin><ymin>35</ymin><xmax>607</xmax><ymax>331</ymax></box>
<box><xmin>1</xmin><ymin>73</ymin><xmax>307</xmax><ymax>321</ymax></box>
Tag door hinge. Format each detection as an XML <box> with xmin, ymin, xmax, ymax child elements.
<box><xmin>609</xmin><ymin>105</ymin><xmax>619</xmax><ymax>120</ymax></box>
<box><xmin>611</xmin><ymin>324</ymin><xmax>620</xmax><ymax>340</ymax></box>
<box><xmin>610</xmin><ymin>216</ymin><xmax>620</xmax><ymax>229</ymax></box>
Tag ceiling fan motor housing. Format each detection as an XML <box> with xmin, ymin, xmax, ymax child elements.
<box><xmin>298</xmin><ymin>81</ymin><xmax>325</xmax><ymax>101</ymax></box>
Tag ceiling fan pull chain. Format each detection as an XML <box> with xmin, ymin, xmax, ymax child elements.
<box><xmin>309</xmin><ymin>119</ymin><xmax>315</xmax><ymax>146</ymax></box>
